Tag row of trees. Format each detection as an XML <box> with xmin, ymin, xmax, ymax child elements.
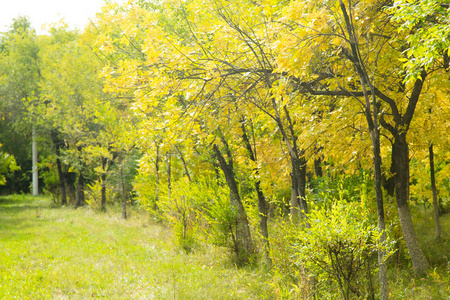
<box><xmin>1</xmin><ymin>0</ymin><xmax>449</xmax><ymax>298</ymax></box>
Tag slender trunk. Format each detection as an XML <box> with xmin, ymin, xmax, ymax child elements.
<box><xmin>32</xmin><ymin>126</ymin><xmax>38</xmax><ymax>196</ymax></box>
<box><xmin>241</xmin><ymin>120</ymin><xmax>271</xmax><ymax>265</ymax></box>
<box><xmin>101</xmin><ymin>157</ymin><xmax>107</xmax><ymax>212</ymax></box>
<box><xmin>120</xmin><ymin>161</ymin><xmax>127</xmax><ymax>219</ymax></box>
<box><xmin>314</xmin><ymin>154</ymin><xmax>323</xmax><ymax>178</ymax></box>
<box><xmin>298</xmin><ymin>156</ymin><xmax>307</xmax><ymax>213</ymax></box>
<box><xmin>429</xmin><ymin>144</ymin><xmax>441</xmax><ymax>239</ymax></box>
<box><xmin>154</xmin><ymin>142</ymin><xmax>160</xmax><ymax>211</ymax></box>
<box><xmin>284</xmin><ymin>106</ymin><xmax>308</xmax><ymax>215</ymax></box>
<box><xmin>337</xmin><ymin>1</ymin><xmax>389</xmax><ymax>296</ymax></box>
<box><xmin>271</xmin><ymin>99</ymin><xmax>307</xmax><ymax>219</ymax></box>
<box><xmin>213</xmin><ymin>143</ymin><xmax>254</xmax><ymax>264</ymax></box>
<box><xmin>290</xmin><ymin>173</ymin><xmax>300</xmax><ymax>217</ymax></box>
<box><xmin>383</xmin><ymin>162</ymin><xmax>396</xmax><ymax>197</ymax></box>
<box><xmin>56</xmin><ymin>156</ymin><xmax>67</xmax><ymax>205</ymax></box>
<box><xmin>167</xmin><ymin>152</ymin><xmax>171</xmax><ymax>202</ymax></box>
<box><xmin>51</xmin><ymin>130</ymin><xmax>67</xmax><ymax>205</ymax></box>
<box><xmin>75</xmin><ymin>172</ymin><xmax>85</xmax><ymax>207</ymax></box>
<box><xmin>65</xmin><ymin>172</ymin><xmax>76</xmax><ymax>204</ymax></box>
<box><xmin>369</xmin><ymin>125</ymin><xmax>389</xmax><ymax>300</ymax></box>
<box><xmin>392</xmin><ymin>134</ymin><xmax>429</xmax><ymax>275</ymax></box>
<box><xmin>176</xmin><ymin>146</ymin><xmax>192</xmax><ymax>182</ymax></box>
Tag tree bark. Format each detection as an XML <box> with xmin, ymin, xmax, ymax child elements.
<box><xmin>392</xmin><ymin>133</ymin><xmax>429</xmax><ymax>275</ymax></box>
<box><xmin>429</xmin><ymin>144</ymin><xmax>441</xmax><ymax>240</ymax></box>
<box><xmin>368</xmin><ymin>123</ymin><xmax>389</xmax><ymax>300</ymax></box>
<box><xmin>213</xmin><ymin>143</ymin><xmax>254</xmax><ymax>264</ymax></box>
<box><xmin>284</xmin><ymin>106</ymin><xmax>308</xmax><ymax>216</ymax></box>
<box><xmin>32</xmin><ymin>126</ymin><xmax>38</xmax><ymax>196</ymax></box>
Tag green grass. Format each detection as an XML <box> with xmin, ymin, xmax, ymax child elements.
<box><xmin>1</xmin><ymin>195</ymin><xmax>450</xmax><ymax>299</ymax></box>
<box><xmin>0</xmin><ymin>195</ymin><xmax>273</xmax><ymax>299</ymax></box>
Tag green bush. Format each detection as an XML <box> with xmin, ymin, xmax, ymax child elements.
<box><xmin>159</xmin><ymin>177</ymin><xmax>209</xmax><ymax>253</ymax></box>
<box><xmin>85</xmin><ymin>180</ymin><xmax>114</xmax><ymax>211</ymax></box>
<box><xmin>291</xmin><ymin>200</ymin><xmax>393</xmax><ymax>299</ymax></box>
<box><xmin>0</xmin><ymin>149</ymin><xmax>20</xmax><ymax>186</ymax></box>
<box><xmin>40</xmin><ymin>165</ymin><xmax>60</xmax><ymax>203</ymax></box>
<box><xmin>204</xmin><ymin>183</ymin><xmax>237</xmax><ymax>250</ymax></box>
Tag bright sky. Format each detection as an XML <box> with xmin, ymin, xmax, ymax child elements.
<box><xmin>0</xmin><ymin>0</ymin><xmax>107</xmax><ymax>34</ymax></box>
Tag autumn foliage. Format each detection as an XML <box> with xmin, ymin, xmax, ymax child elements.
<box><xmin>1</xmin><ymin>0</ymin><xmax>450</xmax><ymax>298</ymax></box>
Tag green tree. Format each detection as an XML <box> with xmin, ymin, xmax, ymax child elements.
<box><xmin>0</xmin><ymin>16</ymin><xmax>42</xmax><ymax>194</ymax></box>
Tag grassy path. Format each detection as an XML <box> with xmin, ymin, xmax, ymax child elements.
<box><xmin>0</xmin><ymin>195</ymin><xmax>272</xmax><ymax>299</ymax></box>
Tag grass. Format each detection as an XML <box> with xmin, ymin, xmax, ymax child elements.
<box><xmin>387</xmin><ymin>206</ymin><xmax>450</xmax><ymax>299</ymax></box>
<box><xmin>0</xmin><ymin>195</ymin><xmax>273</xmax><ymax>299</ymax></box>
<box><xmin>1</xmin><ymin>195</ymin><xmax>450</xmax><ymax>299</ymax></box>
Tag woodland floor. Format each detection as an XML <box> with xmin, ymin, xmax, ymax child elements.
<box><xmin>0</xmin><ymin>195</ymin><xmax>272</xmax><ymax>299</ymax></box>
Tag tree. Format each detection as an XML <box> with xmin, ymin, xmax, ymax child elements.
<box><xmin>0</xmin><ymin>16</ymin><xmax>42</xmax><ymax>194</ymax></box>
<box><xmin>38</xmin><ymin>23</ymin><xmax>112</xmax><ymax>207</ymax></box>
<box><xmin>390</xmin><ymin>0</ymin><xmax>450</xmax><ymax>242</ymax></box>
<box><xmin>274</xmin><ymin>0</ymin><xmax>437</xmax><ymax>279</ymax></box>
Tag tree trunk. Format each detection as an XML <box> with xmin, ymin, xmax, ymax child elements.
<box><xmin>383</xmin><ymin>162</ymin><xmax>396</xmax><ymax>197</ymax></box>
<box><xmin>32</xmin><ymin>126</ymin><xmax>38</xmax><ymax>196</ymax></box>
<box><xmin>241</xmin><ymin>120</ymin><xmax>271</xmax><ymax>265</ymax></box>
<box><xmin>101</xmin><ymin>157</ymin><xmax>107</xmax><ymax>212</ymax></box>
<box><xmin>429</xmin><ymin>144</ymin><xmax>441</xmax><ymax>240</ymax></box>
<box><xmin>337</xmin><ymin>2</ymin><xmax>390</xmax><ymax>294</ymax></box>
<box><xmin>166</xmin><ymin>152</ymin><xmax>171</xmax><ymax>202</ymax></box>
<box><xmin>271</xmin><ymin>100</ymin><xmax>308</xmax><ymax>219</ymax></box>
<box><xmin>213</xmin><ymin>143</ymin><xmax>254</xmax><ymax>264</ymax></box>
<box><xmin>368</xmin><ymin>124</ymin><xmax>389</xmax><ymax>300</ymax></box>
<box><xmin>176</xmin><ymin>146</ymin><xmax>192</xmax><ymax>182</ymax></box>
<box><xmin>75</xmin><ymin>172</ymin><xmax>85</xmax><ymax>207</ymax></box>
<box><xmin>290</xmin><ymin>173</ymin><xmax>300</xmax><ymax>217</ymax></box>
<box><xmin>120</xmin><ymin>162</ymin><xmax>127</xmax><ymax>219</ymax></box>
<box><xmin>298</xmin><ymin>156</ymin><xmax>307</xmax><ymax>214</ymax></box>
<box><xmin>154</xmin><ymin>142</ymin><xmax>160</xmax><ymax>211</ymax></box>
<box><xmin>314</xmin><ymin>155</ymin><xmax>323</xmax><ymax>178</ymax></box>
<box><xmin>392</xmin><ymin>133</ymin><xmax>429</xmax><ymax>275</ymax></box>
<box><xmin>284</xmin><ymin>106</ymin><xmax>308</xmax><ymax>216</ymax></box>
<box><xmin>51</xmin><ymin>130</ymin><xmax>67</xmax><ymax>205</ymax></box>
<box><xmin>289</xmin><ymin>155</ymin><xmax>308</xmax><ymax>217</ymax></box>
<box><xmin>65</xmin><ymin>171</ymin><xmax>76</xmax><ymax>205</ymax></box>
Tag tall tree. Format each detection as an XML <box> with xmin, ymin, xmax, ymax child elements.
<box><xmin>274</xmin><ymin>0</ymin><xmax>437</xmax><ymax>278</ymax></box>
<box><xmin>0</xmin><ymin>17</ymin><xmax>42</xmax><ymax>194</ymax></box>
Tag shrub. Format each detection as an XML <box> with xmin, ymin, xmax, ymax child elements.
<box><xmin>159</xmin><ymin>177</ymin><xmax>209</xmax><ymax>253</ymax></box>
<box><xmin>85</xmin><ymin>180</ymin><xmax>114</xmax><ymax>211</ymax></box>
<box><xmin>291</xmin><ymin>200</ymin><xmax>393</xmax><ymax>299</ymax></box>
<box><xmin>204</xmin><ymin>183</ymin><xmax>237</xmax><ymax>250</ymax></box>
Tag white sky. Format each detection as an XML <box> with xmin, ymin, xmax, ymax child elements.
<box><xmin>0</xmin><ymin>0</ymin><xmax>108</xmax><ymax>34</ymax></box>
